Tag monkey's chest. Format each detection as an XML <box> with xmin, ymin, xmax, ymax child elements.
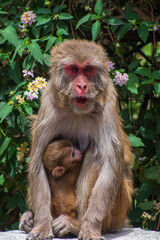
<box><xmin>55</xmin><ymin>118</ymin><xmax>91</xmax><ymax>152</ymax></box>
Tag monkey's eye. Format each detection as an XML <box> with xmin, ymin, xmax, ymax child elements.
<box><xmin>72</xmin><ymin>151</ymin><xmax>75</xmax><ymax>158</ymax></box>
<box><xmin>84</xmin><ymin>66</ymin><xmax>94</xmax><ymax>72</ymax></box>
<box><xmin>83</xmin><ymin>65</ymin><xmax>96</xmax><ymax>76</ymax></box>
<box><xmin>66</xmin><ymin>65</ymin><xmax>79</xmax><ymax>76</ymax></box>
<box><xmin>71</xmin><ymin>66</ymin><xmax>78</xmax><ymax>72</ymax></box>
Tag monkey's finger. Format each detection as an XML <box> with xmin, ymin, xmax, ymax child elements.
<box><xmin>78</xmin><ymin>236</ymin><xmax>104</xmax><ymax>240</ymax></box>
<box><xmin>24</xmin><ymin>224</ymin><xmax>33</xmax><ymax>233</ymax></box>
<box><xmin>53</xmin><ymin>224</ymin><xmax>65</xmax><ymax>236</ymax></box>
<box><xmin>29</xmin><ymin>219</ymin><xmax>34</xmax><ymax>225</ymax></box>
<box><xmin>52</xmin><ymin>218</ymin><xmax>63</xmax><ymax>229</ymax></box>
<box><xmin>24</xmin><ymin>220</ymin><xmax>33</xmax><ymax>228</ymax></box>
<box><xmin>57</xmin><ymin>228</ymin><xmax>70</xmax><ymax>238</ymax></box>
<box><xmin>26</xmin><ymin>232</ymin><xmax>39</xmax><ymax>240</ymax></box>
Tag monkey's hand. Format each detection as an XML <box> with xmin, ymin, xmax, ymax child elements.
<box><xmin>52</xmin><ymin>214</ymin><xmax>81</xmax><ymax>237</ymax></box>
<box><xmin>78</xmin><ymin>220</ymin><xmax>104</xmax><ymax>240</ymax></box>
<box><xmin>26</xmin><ymin>223</ymin><xmax>54</xmax><ymax>240</ymax></box>
<box><xmin>19</xmin><ymin>211</ymin><xmax>34</xmax><ymax>233</ymax></box>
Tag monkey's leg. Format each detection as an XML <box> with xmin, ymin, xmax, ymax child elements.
<box><xmin>52</xmin><ymin>214</ymin><xmax>81</xmax><ymax>237</ymax></box>
<box><xmin>102</xmin><ymin>177</ymin><xmax>133</xmax><ymax>231</ymax></box>
<box><xmin>26</xmin><ymin>220</ymin><xmax>54</xmax><ymax>240</ymax></box>
<box><xmin>27</xmin><ymin>172</ymin><xmax>54</xmax><ymax>240</ymax></box>
<box><xmin>19</xmin><ymin>211</ymin><xmax>34</xmax><ymax>233</ymax></box>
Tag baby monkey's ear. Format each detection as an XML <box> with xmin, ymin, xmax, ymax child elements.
<box><xmin>52</xmin><ymin>166</ymin><xmax>65</xmax><ymax>178</ymax></box>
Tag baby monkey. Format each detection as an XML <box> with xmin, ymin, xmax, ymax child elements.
<box><xmin>43</xmin><ymin>139</ymin><xmax>83</xmax><ymax>220</ymax></box>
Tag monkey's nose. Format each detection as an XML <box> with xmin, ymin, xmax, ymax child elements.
<box><xmin>77</xmin><ymin>84</ymin><xmax>87</xmax><ymax>90</ymax></box>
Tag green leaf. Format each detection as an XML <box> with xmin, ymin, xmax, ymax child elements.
<box><xmin>0</xmin><ymin>175</ymin><xmax>5</xmax><ymax>186</ymax></box>
<box><xmin>0</xmin><ymin>11</ymin><xmax>8</xmax><ymax>14</ymax></box>
<box><xmin>11</xmin><ymin>40</ymin><xmax>25</xmax><ymax>62</ymax></box>
<box><xmin>128</xmin><ymin>60</ymin><xmax>141</xmax><ymax>71</ymax></box>
<box><xmin>94</xmin><ymin>0</ymin><xmax>103</xmax><ymax>15</ymax></box>
<box><xmin>90</xmin><ymin>14</ymin><xmax>99</xmax><ymax>21</ymax></box>
<box><xmin>152</xmin><ymin>70</ymin><xmax>160</xmax><ymax>79</ymax></box>
<box><xmin>126</xmin><ymin>73</ymin><xmax>139</xmax><ymax>94</ymax></box>
<box><xmin>28</xmin><ymin>41</ymin><xmax>43</xmax><ymax>64</ymax></box>
<box><xmin>36</xmin><ymin>15</ymin><xmax>52</xmax><ymax>27</ymax></box>
<box><xmin>0</xmin><ymin>25</ymin><xmax>19</xmax><ymax>47</ymax></box>
<box><xmin>43</xmin><ymin>53</ymin><xmax>51</xmax><ymax>65</ymax></box>
<box><xmin>128</xmin><ymin>133</ymin><xmax>144</xmax><ymax>147</ymax></box>
<box><xmin>92</xmin><ymin>21</ymin><xmax>101</xmax><ymax>41</ymax></box>
<box><xmin>139</xmin><ymin>200</ymin><xmax>154</xmax><ymax>211</ymax></box>
<box><xmin>154</xmin><ymin>82</ymin><xmax>160</xmax><ymax>96</ymax></box>
<box><xmin>53</xmin><ymin>5</ymin><xmax>67</xmax><ymax>14</ymax></box>
<box><xmin>134</xmin><ymin>67</ymin><xmax>151</xmax><ymax>77</ymax></box>
<box><xmin>156</xmin><ymin>121</ymin><xmax>160</xmax><ymax>135</ymax></box>
<box><xmin>55</xmin><ymin>37</ymin><xmax>62</xmax><ymax>46</ymax></box>
<box><xmin>57</xmin><ymin>29</ymin><xmax>64</xmax><ymax>37</ymax></box>
<box><xmin>141</xmin><ymin>78</ymin><xmax>154</xmax><ymax>85</ymax></box>
<box><xmin>117</xmin><ymin>23</ymin><xmax>130</xmax><ymax>41</ymax></box>
<box><xmin>137</xmin><ymin>181</ymin><xmax>153</xmax><ymax>203</ymax></box>
<box><xmin>104</xmin><ymin>17</ymin><xmax>124</xmax><ymax>26</ymax></box>
<box><xmin>0</xmin><ymin>35</ymin><xmax>5</xmax><ymax>44</ymax></box>
<box><xmin>45</xmin><ymin>36</ymin><xmax>57</xmax><ymax>52</ymax></box>
<box><xmin>124</xmin><ymin>4</ymin><xmax>139</xmax><ymax>21</ymax></box>
<box><xmin>137</xmin><ymin>24</ymin><xmax>149</xmax><ymax>43</ymax></box>
<box><xmin>59</xmin><ymin>12</ymin><xmax>73</xmax><ymax>20</ymax></box>
<box><xmin>0</xmin><ymin>103</ymin><xmax>13</xmax><ymax>123</ymax></box>
<box><xmin>145</xmin><ymin>166</ymin><xmax>160</xmax><ymax>182</ymax></box>
<box><xmin>76</xmin><ymin>14</ymin><xmax>90</xmax><ymax>29</ymax></box>
<box><xmin>32</xmin><ymin>27</ymin><xmax>40</xmax><ymax>38</ymax></box>
<box><xmin>37</xmin><ymin>8</ymin><xmax>52</xmax><ymax>14</ymax></box>
<box><xmin>23</xmin><ymin>54</ymin><xmax>35</xmax><ymax>70</ymax></box>
<box><xmin>156</xmin><ymin>141</ymin><xmax>160</xmax><ymax>162</ymax></box>
<box><xmin>0</xmin><ymin>137</ymin><xmax>11</xmax><ymax>155</ymax></box>
<box><xmin>8</xmin><ymin>61</ymin><xmax>21</xmax><ymax>84</ymax></box>
<box><xmin>24</xmin><ymin>104</ymin><xmax>33</xmax><ymax>115</ymax></box>
<box><xmin>57</xmin><ymin>21</ymin><xmax>69</xmax><ymax>35</ymax></box>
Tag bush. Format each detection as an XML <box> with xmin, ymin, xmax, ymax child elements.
<box><xmin>0</xmin><ymin>0</ymin><xmax>160</xmax><ymax>231</ymax></box>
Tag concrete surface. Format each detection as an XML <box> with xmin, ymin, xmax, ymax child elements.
<box><xmin>0</xmin><ymin>228</ymin><xmax>160</xmax><ymax>240</ymax></box>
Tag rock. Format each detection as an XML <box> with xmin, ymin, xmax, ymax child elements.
<box><xmin>0</xmin><ymin>228</ymin><xmax>160</xmax><ymax>240</ymax></box>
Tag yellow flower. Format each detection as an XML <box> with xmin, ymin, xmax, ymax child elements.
<box><xmin>10</xmin><ymin>91</ymin><xmax>15</xmax><ymax>96</ymax></box>
<box><xmin>8</xmin><ymin>101</ymin><xmax>14</xmax><ymax>105</ymax></box>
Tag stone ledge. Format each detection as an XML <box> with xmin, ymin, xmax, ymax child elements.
<box><xmin>0</xmin><ymin>228</ymin><xmax>160</xmax><ymax>240</ymax></box>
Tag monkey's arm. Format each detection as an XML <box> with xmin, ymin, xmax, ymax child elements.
<box><xmin>27</xmin><ymin>87</ymin><xmax>58</xmax><ymax>239</ymax></box>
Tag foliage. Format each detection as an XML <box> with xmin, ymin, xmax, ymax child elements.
<box><xmin>0</xmin><ymin>0</ymin><xmax>160</xmax><ymax>231</ymax></box>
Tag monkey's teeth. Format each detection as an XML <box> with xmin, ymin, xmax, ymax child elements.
<box><xmin>75</xmin><ymin>97</ymin><xmax>88</xmax><ymax>104</ymax></box>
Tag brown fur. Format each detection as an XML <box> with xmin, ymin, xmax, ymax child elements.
<box><xmin>43</xmin><ymin>139</ymin><xmax>83</xmax><ymax>220</ymax></box>
<box><xmin>19</xmin><ymin>40</ymin><xmax>133</xmax><ymax>240</ymax></box>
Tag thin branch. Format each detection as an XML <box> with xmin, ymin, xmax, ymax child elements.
<box><xmin>26</xmin><ymin>0</ymin><xmax>33</xmax><ymax>8</ymax></box>
<box><xmin>69</xmin><ymin>0</ymin><xmax>75</xmax><ymax>39</ymax></box>
<box><xmin>6</xmin><ymin>0</ymin><xmax>15</xmax><ymax>10</ymax></box>
<box><xmin>107</xmin><ymin>25</ymin><xmax>121</xmax><ymax>60</ymax></box>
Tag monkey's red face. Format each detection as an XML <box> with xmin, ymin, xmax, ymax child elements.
<box><xmin>64</xmin><ymin>63</ymin><xmax>97</xmax><ymax>109</ymax></box>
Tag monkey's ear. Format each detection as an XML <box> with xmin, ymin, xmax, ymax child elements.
<box><xmin>52</xmin><ymin>167</ymin><xmax>65</xmax><ymax>178</ymax></box>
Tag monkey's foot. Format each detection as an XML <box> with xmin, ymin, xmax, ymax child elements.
<box><xmin>78</xmin><ymin>221</ymin><xmax>104</xmax><ymax>240</ymax></box>
<box><xmin>52</xmin><ymin>214</ymin><xmax>80</xmax><ymax>237</ymax></box>
<box><xmin>26</xmin><ymin>225</ymin><xmax>54</xmax><ymax>240</ymax></box>
<box><xmin>19</xmin><ymin>211</ymin><xmax>34</xmax><ymax>233</ymax></box>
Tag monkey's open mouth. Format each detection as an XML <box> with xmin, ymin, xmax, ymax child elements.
<box><xmin>74</xmin><ymin>97</ymin><xmax>89</xmax><ymax>107</ymax></box>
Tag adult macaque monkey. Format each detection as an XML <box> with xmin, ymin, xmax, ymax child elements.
<box><xmin>20</xmin><ymin>40</ymin><xmax>133</xmax><ymax>240</ymax></box>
